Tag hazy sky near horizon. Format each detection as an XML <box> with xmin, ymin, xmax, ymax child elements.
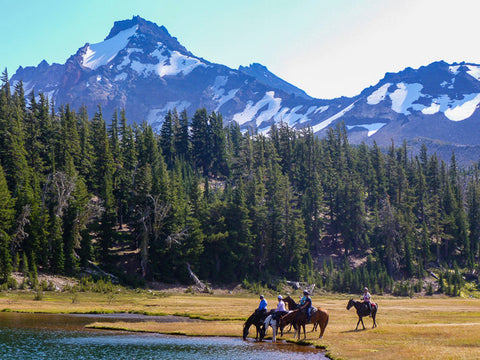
<box><xmin>2</xmin><ymin>0</ymin><xmax>480</xmax><ymax>99</ymax></box>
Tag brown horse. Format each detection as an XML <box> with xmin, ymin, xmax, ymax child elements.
<box><xmin>280</xmin><ymin>295</ymin><xmax>329</xmax><ymax>339</ymax></box>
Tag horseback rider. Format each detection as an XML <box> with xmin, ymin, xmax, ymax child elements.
<box><xmin>274</xmin><ymin>295</ymin><xmax>288</xmax><ymax>321</ymax></box>
<box><xmin>299</xmin><ymin>290</ymin><xmax>312</xmax><ymax>322</ymax></box>
<box><xmin>362</xmin><ymin>287</ymin><xmax>372</xmax><ymax>314</ymax></box>
<box><xmin>256</xmin><ymin>294</ymin><xmax>268</xmax><ymax>315</ymax></box>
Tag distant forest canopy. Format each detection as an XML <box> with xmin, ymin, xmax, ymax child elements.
<box><xmin>0</xmin><ymin>72</ymin><xmax>479</xmax><ymax>295</ymax></box>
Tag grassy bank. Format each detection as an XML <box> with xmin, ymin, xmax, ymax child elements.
<box><xmin>1</xmin><ymin>290</ymin><xmax>479</xmax><ymax>359</ymax></box>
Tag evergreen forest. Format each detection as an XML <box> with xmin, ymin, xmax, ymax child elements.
<box><xmin>1</xmin><ymin>71</ymin><xmax>479</xmax><ymax>295</ymax></box>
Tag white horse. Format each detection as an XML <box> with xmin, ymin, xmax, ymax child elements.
<box><xmin>259</xmin><ymin>314</ymin><xmax>277</xmax><ymax>342</ymax></box>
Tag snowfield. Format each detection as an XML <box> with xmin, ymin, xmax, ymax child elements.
<box><xmin>83</xmin><ymin>26</ymin><xmax>138</xmax><ymax>70</ymax></box>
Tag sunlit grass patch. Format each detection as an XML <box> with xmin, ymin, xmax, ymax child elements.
<box><xmin>1</xmin><ymin>291</ymin><xmax>480</xmax><ymax>359</ymax></box>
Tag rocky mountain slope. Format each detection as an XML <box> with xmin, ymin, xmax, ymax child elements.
<box><xmin>10</xmin><ymin>16</ymin><xmax>480</xmax><ymax>164</ymax></box>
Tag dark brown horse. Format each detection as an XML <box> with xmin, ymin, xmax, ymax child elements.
<box><xmin>346</xmin><ymin>299</ymin><xmax>378</xmax><ymax>330</ymax></box>
<box><xmin>243</xmin><ymin>310</ymin><xmax>272</xmax><ymax>340</ymax></box>
<box><xmin>280</xmin><ymin>296</ymin><xmax>329</xmax><ymax>339</ymax></box>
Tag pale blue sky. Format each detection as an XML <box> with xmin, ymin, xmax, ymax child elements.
<box><xmin>2</xmin><ymin>0</ymin><xmax>480</xmax><ymax>98</ymax></box>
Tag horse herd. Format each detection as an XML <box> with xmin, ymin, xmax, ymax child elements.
<box><xmin>243</xmin><ymin>296</ymin><xmax>377</xmax><ymax>342</ymax></box>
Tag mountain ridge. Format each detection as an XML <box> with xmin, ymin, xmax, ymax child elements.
<box><xmin>9</xmin><ymin>16</ymin><xmax>480</xmax><ymax>164</ymax></box>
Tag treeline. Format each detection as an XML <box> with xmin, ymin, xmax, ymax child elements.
<box><xmin>1</xmin><ymin>71</ymin><xmax>480</xmax><ymax>292</ymax></box>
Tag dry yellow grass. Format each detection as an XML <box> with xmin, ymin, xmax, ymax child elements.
<box><xmin>1</xmin><ymin>291</ymin><xmax>480</xmax><ymax>360</ymax></box>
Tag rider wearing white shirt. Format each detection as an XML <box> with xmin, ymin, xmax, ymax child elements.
<box><xmin>362</xmin><ymin>287</ymin><xmax>372</xmax><ymax>314</ymax></box>
<box><xmin>274</xmin><ymin>295</ymin><xmax>288</xmax><ymax>321</ymax></box>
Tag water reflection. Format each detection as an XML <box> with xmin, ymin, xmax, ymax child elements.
<box><xmin>0</xmin><ymin>313</ymin><xmax>326</xmax><ymax>359</ymax></box>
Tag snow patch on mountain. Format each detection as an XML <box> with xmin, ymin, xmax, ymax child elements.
<box><xmin>412</xmin><ymin>92</ymin><xmax>480</xmax><ymax>121</ymax></box>
<box><xmin>273</xmin><ymin>105</ymin><xmax>306</xmax><ymax>126</ymax></box>
<box><xmin>126</xmin><ymin>45</ymin><xmax>206</xmax><ymax>77</ymax></box>
<box><xmin>366</xmin><ymin>80</ymin><xmax>480</xmax><ymax>121</ymax></box>
<box><xmin>346</xmin><ymin>123</ymin><xmax>386</xmax><ymax>136</ymax></box>
<box><xmin>233</xmin><ymin>91</ymin><xmax>282</xmax><ymax>126</ymax></box>
<box><xmin>367</xmin><ymin>83</ymin><xmax>391</xmax><ymax>105</ymax></box>
<box><xmin>314</xmin><ymin>105</ymin><xmax>329</xmax><ymax>114</ymax></box>
<box><xmin>390</xmin><ymin>83</ymin><xmax>424</xmax><ymax>115</ymax></box>
<box><xmin>421</xmin><ymin>102</ymin><xmax>441</xmax><ymax>115</ymax></box>
<box><xmin>83</xmin><ymin>26</ymin><xmax>138</xmax><ymax>70</ymax></box>
<box><xmin>116</xmin><ymin>48</ymin><xmax>143</xmax><ymax>70</ymax></box>
<box><xmin>212</xmin><ymin>76</ymin><xmax>239</xmax><ymax>111</ymax></box>
<box><xmin>311</xmin><ymin>102</ymin><xmax>356</xmax><ymax>133</ymax></box>
<box><xmin>449</xmin><ymin>65</ymin><xmax>461</xmax><ymax>75</ymax></box>
<box><xmin>444</xmin><ymin>93</ymin><xmax>480</xmax><ymax>121</ymax></box>
<box><xmin>466</xmin><ymin>65</ymin><xmax>480</xmax><ymax>81</ymax></box>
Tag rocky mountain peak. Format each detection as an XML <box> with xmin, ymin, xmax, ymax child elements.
<box><xmin>9</xmin><ymin>16</ymin><xmax>480</xmax><ymax>165</ymax></box>
<box><xmin>104</xmin><ymin>15</ymin><xmax>190</xmax><ymax>56</ymax></box>
<box><xmin>239</xmin><ymin>62</ymin><xmax>311</xmax><ymax>99</ymax></box>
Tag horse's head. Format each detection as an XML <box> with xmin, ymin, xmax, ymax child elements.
<box><xmin>346</xmin><ymin>298</ymin><xmax>354</xmax><ymax>310</ymax></box>
<box><xmin>282</xmin><ymin>295</ymin><xmax>297</xmax><ymax>310</ymax></box>
<box><xmin>242</xmin><ymin>312</ymin><xmax>256</xmax><ymax>340</ymax></box>
<box><xmin>242</xmin><ymin>323</ymin><xmax>249</xmax><ymax>340</ymax></box>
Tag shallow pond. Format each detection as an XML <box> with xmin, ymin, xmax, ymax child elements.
<box><xmin>0</xmin><ymin>313</ymin><xmax>327</xmax><ymax>359</ymax></box>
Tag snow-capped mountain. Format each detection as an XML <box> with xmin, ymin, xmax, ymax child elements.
<box><xmin>342</xmin><ymin>61</ymin><xmax>480</xmax><ymax>148</ymax></box>
<box><xmin>12</xmin><ymin>16</ymin><xmax>343</xmax><ymax>133</ymax></box>
<box><xmin>9</xmin><ymin>16</ymin><xmax>480</xmax><ymax>164</ymax></box>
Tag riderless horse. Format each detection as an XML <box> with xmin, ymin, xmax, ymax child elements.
<box><xmin>346</xmin><ymin>298</ymin><xmax>378</xmax><ymax>330</ymax></box>
<box><xmin>280</xmin><ymin>295</ymin><xmax>329</xmax><ymax>339</ymax></box>
<box><xmin>243</xmin><ymin>309</ymin><xmax>273</xmax><ymax>340</ymax></box>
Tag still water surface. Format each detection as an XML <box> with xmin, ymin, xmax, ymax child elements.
<box><xmin>0</xmin><ymin>313</ymin><xmax>326</xmax><ymax>359</ymax></box>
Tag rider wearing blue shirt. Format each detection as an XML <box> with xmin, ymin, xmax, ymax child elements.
<box><xmin>257</xmin><ymin>295</ymin><xmax>267</xmax><ymax>314</ymax></box>
<box><xmin>299</xmin><ymin>290</ymin><xmax>312</xmax><ymax>321</ymax></box>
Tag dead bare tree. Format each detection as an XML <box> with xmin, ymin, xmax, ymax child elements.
<box><xmin>49</xmin><ymin>172</ymin><xmax>77</xmax><ymax>218</ymax></box>
<box><xmin>73</xmin><ymin>196</ymin><xmax>104</xmax><ymax>250</ymax></box>
<box><xmin>186</xmin><ymin>262</ymin><xmax>208</xmax><ymax>292</ymax></box>
<box><xmin>10</xmin><ymin>205</ymin><xmax>31</xmax><ymax>255</ymax></box>
<box><xmin>138</xmin><ymin>194</ymin><xmax>187</xmax><ymax>278</ymax></box>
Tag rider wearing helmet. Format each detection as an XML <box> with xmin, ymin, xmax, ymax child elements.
<box><xmin>362</xmin><ymin>287</ymin><xmax>372</xmax><ymax>314</ymax></box>
<box><xmin>257</xmin><ymin>294</ymin><xmax>268</xmax><ymax>315</ymax></box>
<box><xmin>299</xmin><ymin>290</ymin><xmax>312</xmax><ymax>322</ymax></box>
<box><xmin>274</xmin><ymin>295</ymin><xmax>288</xmax><ymax>321</ymax></box>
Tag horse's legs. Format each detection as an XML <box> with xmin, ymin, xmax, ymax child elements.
<box><xmin>356</xmin><ymin>317</ymin><xmax>361</xmax><ymax>331</ymax></box>
<box><xmin>318</xmin><ymin>322</ymin><xmax>324</xmax><ymax>339</ymax></box>
<box><xmin>272</xmin><ymin>325</ymin><xmax>276</xmax><ymax>343</ymax></box>
<box><xmin>372</xmin><ymin>312</ymin><xmax>377</xmax><ymax>328</ymax></box>
<box><xmin>360</xmin><ymin>317</ymin><xmax>366</xmax><ymax>330</ymax></box>
<box><xmin>303</xmin><ymin>324</ymin><xmax>307</xmax><ymax>339</ymax></box>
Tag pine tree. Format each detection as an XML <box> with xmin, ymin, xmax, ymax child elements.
<box><xmin>90</xmin><ymin>106</ymin><xmax>115</xmax><ymax>261</ymax></box>
<box><xmin>160</xmin><ymin>110</ymin><xmax>176</xmax><ymax>168</ymax></box>
<box><xmin>190</xmin><ymin>108</ymin><xmax>211</xmax><ymax>175</ymax></box>
<box><xmin>0</xmin><ymin>164</ymin><xmax>14</xmax><ymax>282</ymax></box>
